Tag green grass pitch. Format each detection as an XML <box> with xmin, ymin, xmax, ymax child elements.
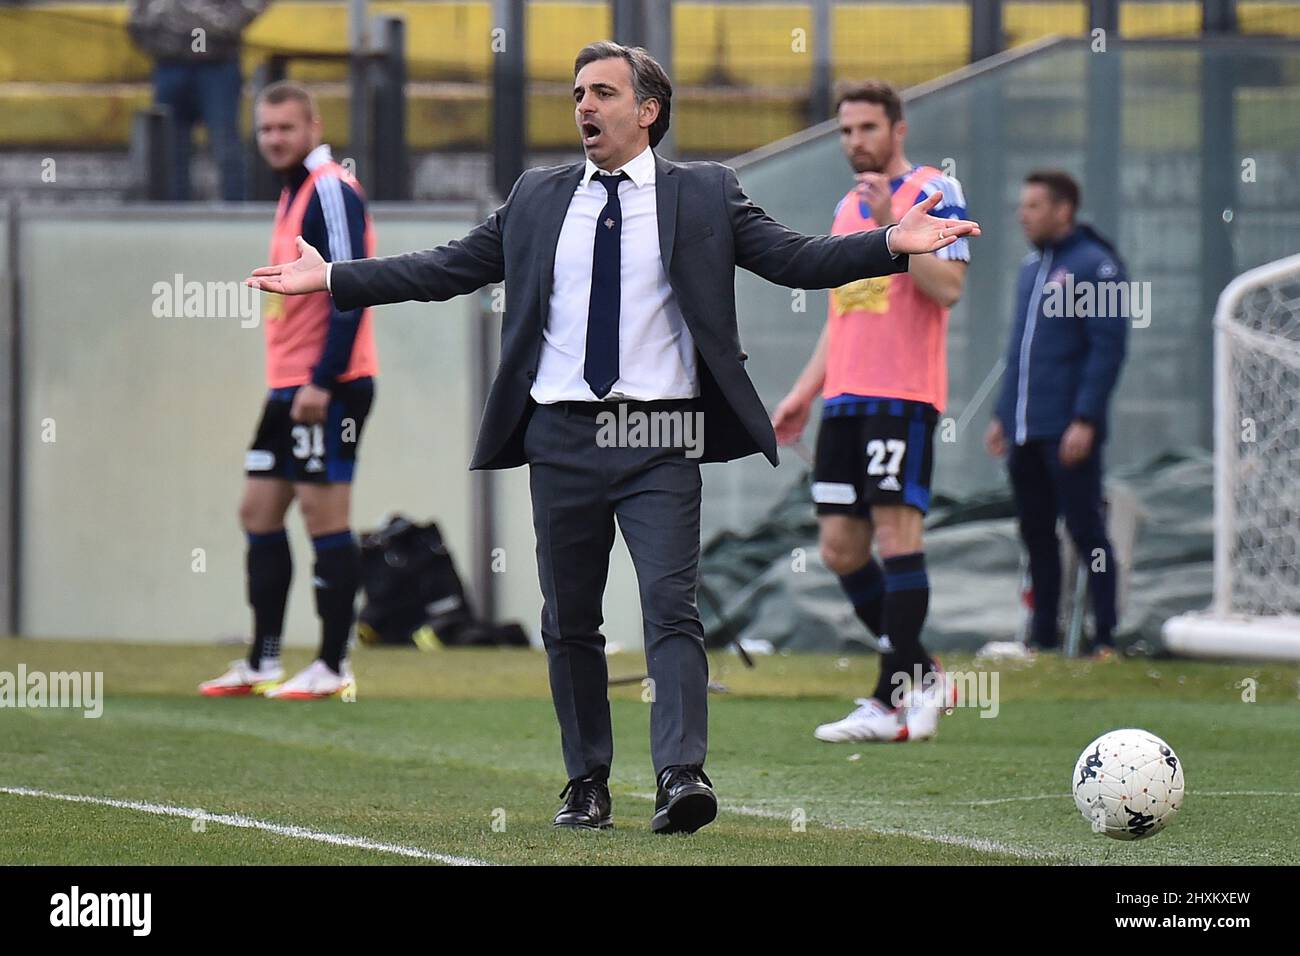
<box><xmin>1</xmin><ymin>640</ymin><xmax>1297</xmax><ymax>865</ymax></box>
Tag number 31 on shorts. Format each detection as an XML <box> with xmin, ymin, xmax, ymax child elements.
<box><xmin>291</xmin><ymin>424</ymin><xmax>325</xmax><ymax>460</ymax></box>
<box><xmin>866</xmin><ymin>438</ymin><xmax>906</xmax><ymax>477</ymax></box>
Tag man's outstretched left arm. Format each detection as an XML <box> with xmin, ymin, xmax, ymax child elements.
<box><xmin>725</xmin><ymin>167</ymin><xmax>980</xmax><ymax>290</ymax></box>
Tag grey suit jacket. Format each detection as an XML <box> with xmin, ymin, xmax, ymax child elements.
<box><xmin>331</xmin><ymin>151</ymin><xmax>909</xmax><ymax>470</ymax></box>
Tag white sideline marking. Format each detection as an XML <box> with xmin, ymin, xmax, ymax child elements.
<box><xmin>726</xmin><ymin>802</ymin><xmax>1063</xmax><ymax>861</ymax></box>
<box><xmin>631</xmin><ymin>791</ymin><xmax>1065</xmax><ymax>861</ymax></box>
<box><xmin>960</xmin><ymin>793</ymin><xmax>1071</xmax><ymax>806</ymax></box>
<box><xmin>709</xmin><ymin>789</ymin><xmax>1300</xmax><ymax>860</ymax></box>
<box><xmin>1192</xmin><ymin>790</ymin><xmax>1300</xmax><ymax>798</ymax></box>
<box><xmin>10</xmin><ymin>784</ymin><xmax>1292</xmax><ymax>866</ymax></box>
<box><xmin>0</xmin><ymin>786</ymin><xmax>490</xmax><ymax>866</ymax></box>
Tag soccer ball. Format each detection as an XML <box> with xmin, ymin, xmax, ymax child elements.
<box><xmin>1072</xmin><ymin>729</ymin><xmax>1185</xmax><ymax>840</ymax></box>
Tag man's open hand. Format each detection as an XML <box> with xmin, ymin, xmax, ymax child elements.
<box><xmin>889</xmin><ymin>191</ymin><xmax>981</xmax><ymax>255</ymax></box>
<box><xmin>246</xmin><ymin>236</ymin><xmax>328</xmax><ymax>295</ymax></box>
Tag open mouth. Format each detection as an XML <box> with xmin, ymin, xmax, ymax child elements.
<box><xmin>581</xmin><ymin>121</ymin><xmax>602</xmax><ymax>146</ymax></box>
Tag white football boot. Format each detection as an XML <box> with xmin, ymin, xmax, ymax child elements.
<box><xmin>904</xmin><ymin>661</ymin><xmax>958</xmax><ymax>741</ymax></box>
<box><xmin>813</xmin><ymin>697</ymin><xmax>909</xmax><ymax>743</ymax></box>
<box><xmin>264</xmin><ymin>659</ymin><xmax>356</xmax><ymax>700</ymax></box>
<box><xmin>199</xmin><ymin>659</ymin><xmax>284</xmax><ymax>697</ymax></box>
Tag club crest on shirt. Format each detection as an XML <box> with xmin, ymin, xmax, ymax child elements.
<box><xmin>263</xmin><ymin>292</ymin><xmax>285</xmax><ymax>323</ymax></box>
<box><xmin>833</xmin><ymin>275</ymin><xmax>892</xmax><ymax>314</ymax></box>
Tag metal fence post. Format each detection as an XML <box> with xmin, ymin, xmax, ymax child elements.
<box><xmin>1085</xmin><ymin>2</ymin><xmax>1121</xmax><ymax>240</ymax></box>
<box><xmin>970</xmin><ymin>0</ymin><xmax>1003</xmax><ymax>62</ymax></box>
<box><xmin>371</xmin><ymin>15</ymin><xmax>410</xmax><ymax>199</ymax></box>
<box><xmin>492</xmin><ymin>0</ymin><xmax>527</xmax><ymax>198</ymax></box>
<box><xmin>130</xmin><ymin>106</ymin><xmax>175</xmax><ymax>201</ymax></box>
<box><xmin>2</xmin><ymin>199</ymin><xmax>19</xmax><ymax>636</ymax></box>
<box><xmin>645</xmin><ymin>0</ymin><xmax>676</xmax><ymax>157</ymax></box>
<box><xmin>614</xmin><ymin>0</ymin><xmax>647</xmax><ymax>46</ymax></box>
<box><xmin>1089</xmin><ymin>0</ymin><xmax>1119</xmax><ymax>36</ymax></box>
<box><xmin>349</xmin><ymin>0</ymin><xmax>374</xmax><ymax>194</ymax></box>
<box><xmin>809</xmin><ymin>0</ymin><xmax>833</xmax><ymax>127</ymax></box>
<box><xmin>1203</xmin><ymin>0</ymin><xmax>1238</xmax><ymax>33</ymax></box>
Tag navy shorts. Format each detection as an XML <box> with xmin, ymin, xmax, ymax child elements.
<box><xmin>245</xmin><ymin>377</ymin><xmax>374</xmax><ymax>484</ymax></box>
<box><xmin>812</xmin><ymin>397</ymin><xmax>938</xmax><ymax>516</ymax></box>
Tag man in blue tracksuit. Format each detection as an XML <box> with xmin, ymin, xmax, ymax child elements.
<box><xmin>985</xmin><ymin>170</ymin><xmax>1128</xmax><ymax>655</ymax></box>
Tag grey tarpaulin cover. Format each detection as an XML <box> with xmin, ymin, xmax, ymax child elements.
<box><xmin>698</xmin><ymin>449</ymin><xmax>1214</xmax><ymax>656</ymax></box>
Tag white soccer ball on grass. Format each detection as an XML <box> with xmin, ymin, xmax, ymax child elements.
<box><xmin>1073</xmin><ymin>728</ymin><xmax>1185</xmax><ymax>840</ymax></box>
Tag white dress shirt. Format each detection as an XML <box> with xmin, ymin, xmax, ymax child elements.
<box><xmin>531</xmin><ymin>144</ymin><xmax>698</xmax><ymax>404</ymax></box>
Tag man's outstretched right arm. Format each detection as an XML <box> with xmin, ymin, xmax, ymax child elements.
<box><xmin>329</xmin><ymin>207</ymin><xmax>507</xmax><ymax>310</ymax></box>
<box><xmin>248</xmin><ymin>175</ymin><xmax>521</xmax><ymax>309</ymax></box>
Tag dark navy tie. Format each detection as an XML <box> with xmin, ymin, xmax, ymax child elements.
<box><xmin>584</xmin><ymin>171</ymin><xmax>629</xmax><ymax>399</ymax></box>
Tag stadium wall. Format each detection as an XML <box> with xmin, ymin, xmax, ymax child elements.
<box><xmin>7</xmin><ymin>203</ymin><xmax>646</xmax><ymax>647</ymax></box>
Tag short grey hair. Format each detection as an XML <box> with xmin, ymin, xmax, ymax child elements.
<box><xmin>574</xmin><ymin>41</ymin><xmax>672</xmax><ymax>148</ymax></box>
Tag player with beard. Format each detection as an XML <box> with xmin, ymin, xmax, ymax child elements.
<box><xmin>772</xmin><ymin>80</ymin><xmax>970</xmax><ymax>742</ymax></box>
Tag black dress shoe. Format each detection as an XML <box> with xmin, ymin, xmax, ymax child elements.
<box><xmin>651</xmin><ymin>765</ymin><xmax>717</xmax><ymax>835</ymax></box>
<box><xmin>553</xmin><ymin>774</ymin><xmax>613</xmax><ymax>830</ymax></box>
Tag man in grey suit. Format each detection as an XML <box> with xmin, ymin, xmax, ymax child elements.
<box><xmin>249</xmin><ymin>41</ymin><xmax>980</xmax><ymax>834</ymax></box>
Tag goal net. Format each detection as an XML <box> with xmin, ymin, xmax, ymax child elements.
<box><xmin>1164</xmin><ymin>253</ymin><xmax>1300</xmax><ymax>661</ymax></box>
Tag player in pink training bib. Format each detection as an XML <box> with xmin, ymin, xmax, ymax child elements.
<box><xmin>201</xmin><ymin>82</ymin><xmax>378</xmax><ymax>702</ymax></box>
<box><xmin>772</xmin><ymin>80</ymin><xmax>971</xmax><ymax>744</ymax></box>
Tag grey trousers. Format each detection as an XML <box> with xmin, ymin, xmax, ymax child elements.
<box><xmin>523</xmin><ymin>399</ymin><xmax>709</xmax><ymax>781</ymax></box>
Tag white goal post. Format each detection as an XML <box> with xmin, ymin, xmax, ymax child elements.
<box><xmin>1164</xmin><ymin>253</ymin><xmax>1300</xmax><ymax>661</ymax></box>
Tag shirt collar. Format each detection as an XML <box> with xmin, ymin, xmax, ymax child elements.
<box><xmin>583</xmin><ymin>144</ymin><xmax>655</xmax><ymax>188</ymax></box>
<box><xmin>889</xmin><ymin>165</ymin><xmax>917</xmax><ymax>190</ymax></box>
<box><xmin>303</xmin><ymin>143</ymin><xmax>333</xmax><ymax>172</ymax></box>
<box><xmin>1041</xmin><ymin>225</ymin><xmax>1083</xmax><ymax>253</ymax></box>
